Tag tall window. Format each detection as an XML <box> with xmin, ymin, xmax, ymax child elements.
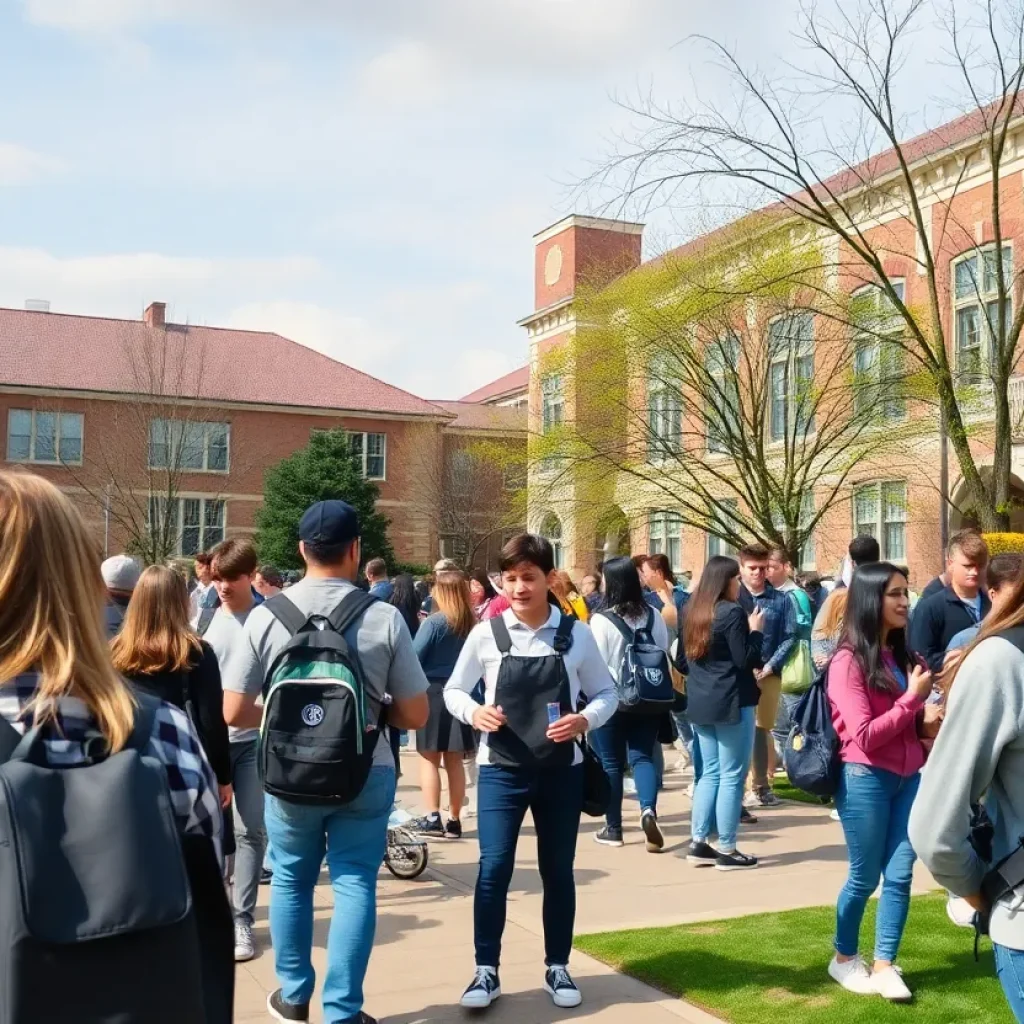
<box><xmin>648</xmin><ymin>511</ymin><xmax>683</xmax><ymax>573</ymax></box>
<box><xmin>540</xmin><ymin>375</ymin><xmax>565</xmax><ymax>471</ymax></box>
<box><xmin>953</xmin><ymin>244</ymin><xmax>1013</xmax><ymax>378</ymax></box>
<box><xmin>647</xmin><ymin>357</ymin><xmax>682</xmax><ymax>462</ymax></box>
<box><xmin>7</xmin><ymin>410</ymin><xmax>83</xmax><ymax>464</ymax></box>
<box><xmin>149</xmin><ymin>419</ymin><xmax>229</xmax><ymax>472</ymax></box>
<box><xmin>706</xmin><ymin>333</ymin><xmax>740</xmax><ymax>454</ymax></box>
<box><xmin>852</xmin><ymin>281</ymin><xmax>906</xmax><ymax>422</ymax></box>
<box><xmin>773</xmin><ymin>493</ymin><xmax>816</xmax><ymax>569</ymax></box>
<box><xmin>347</xmin><ymin>432</ymin><xmax>387</xmax><ymax>480</ymax></box>
<box><xmin>707</xmin><ymin>499</ymin><xmax>739</xmax><ymax>560</ymax></box>
<box><xmin>768</xmin><ymin>312</ymin><xmax>815</xmax><ymax>441</ymax></box>
<box><xmin>540</xmin><ymin>512</ymin><xmax>564</xmax><ymax>569</ymax></box>
<box><xmin>853</xmin><ymin>481</ymin><xmax>907</xmax><ymax>562</ymax></box>
<box><xmin>148</xmin><ymin>496</ymin><xmax>225</xmax><ymax>557</ymax></box>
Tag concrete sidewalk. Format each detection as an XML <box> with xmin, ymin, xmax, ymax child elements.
<box><xmin>234</xmin><ymin>756</ymin><xmax>934</xmax><ymax>1022</ymax></box>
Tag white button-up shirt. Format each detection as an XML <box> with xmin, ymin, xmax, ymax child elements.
<box><xmin>444</xmin><ymin>606</ymin><xmax>618</xmax><ymax>766</ymax></box>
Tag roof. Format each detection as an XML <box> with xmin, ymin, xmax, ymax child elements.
<box><xmin>432</xmin><ymin>400</ymin><xmax>526</xmax><ymax>433</ymax></box>
<box><xmin>459</xmin><ymin>364</ymin><xmax>530</xmax><ymax>404</ymax></box>
<box><xmin>0</xmin><ymin>307</ymin><xmax>445</xmax><ymax>418</ymax></box>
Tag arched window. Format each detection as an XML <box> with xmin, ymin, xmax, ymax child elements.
<box><xmin>540</xmin><ymin>512</ymin><xmax>564</xmax><ymax>569</ymax></box>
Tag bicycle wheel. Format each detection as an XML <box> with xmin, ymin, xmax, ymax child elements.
<box><xmin>384</xmin><ymin>828</ymin><xmax>429</xmax><ymax>880</ymax></box>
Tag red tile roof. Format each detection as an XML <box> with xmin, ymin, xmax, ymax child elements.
<box><xmin>459</xmin><ymin>365</ymin><xmax>529</xmax><ymax>404</ymax></box>
<box><xmin>432</xmin><ymin>400</ymin><xmax>526</xmax><ymax>432</ymax></box>
<box><xmin>0</xmin><ymin>307</ymin><xmax>445</xmax><ymax>418</ymax></box>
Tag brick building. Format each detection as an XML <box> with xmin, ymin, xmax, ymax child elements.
<box><xmin>0</xmin><ymin>301</ymin><xmax>525</xmax><ymax>568</ymax></box>
<box><xmin>521</xmin><ymin>118</ymin><xmax>1024</xmax><ymax>587</ymax></box>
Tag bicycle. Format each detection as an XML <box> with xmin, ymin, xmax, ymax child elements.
<box><xmin>384</xmin><ymin>824</ymin><xmax>429</xmax><ymax>880</ymax></box>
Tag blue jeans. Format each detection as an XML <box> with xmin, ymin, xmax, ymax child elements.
<box><xmin>834</xmin><ymin>763</ymin><xmax>919</xmax><ymax>962</ymax></box>
<box><xmin>772</xmin><ymin>692</ymin><xmax>803</xmax><ymax>758</ymax></box>
<box><xmin>590</xmin><ymin>712</ymin><xmax>661</xmax><ymax>829</ymax></box>
<box><xmin>476</xmin><ymin>763</ymin><xmax>583</xmax><ymax>968</ymax></box>
<box><xmin>691</xmin><ymin>706</ymin><xmax>756</xmax><ymax>851</ymax></box>
<box><xmin>995</xmin><ymin>944</ymin><xmax>1024</xmax><ymax>1022</ymax></box>
<box><xmin>230</xmin><ymin>738</ymin><xmax>268</xmax><ymax>924</ymax></box>
<box><xmin>265</xmin><ymin>766</ymin><xmax>397</xmax><ymax>1023</ymax></box>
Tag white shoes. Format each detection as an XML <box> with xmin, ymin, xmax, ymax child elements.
<box><xmin>828</xmin><ymin>956</ymin><xmax>912</xmax><ymax>1001</ymax></box>
<box><xmin>946</xmin><ymin>894</ymin><xmax>977</xmax><ymax>928</ymax></box>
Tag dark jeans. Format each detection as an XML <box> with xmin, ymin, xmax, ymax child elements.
<box><xmin>589</xmin><ymin>712</ymin><xmax>661</xmax><ymax>829</ymax></box>
<box><xmin>475</xmin><ymin>762</ymin><xmax>583</xmax><ymax>968</ymax></box>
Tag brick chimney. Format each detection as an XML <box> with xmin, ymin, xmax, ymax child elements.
<box><xmin>143</xmin><ymin>301</ymin><xmax>166</xmax><ymax>329</ymax></box>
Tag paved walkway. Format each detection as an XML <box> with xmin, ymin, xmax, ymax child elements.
<box><xmin>235</xmin><ymin>755</ymin><xmax>935</xmax><ymax>1022</ymax></box>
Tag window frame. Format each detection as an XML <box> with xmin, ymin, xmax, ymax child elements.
<box><xmin>148</xmin><ymin>418</ymin><xmax>231</xmax><ymax>474</ymax></box>
<box><xmin>346</xmin><ymin>431</ymin><xmax>388</xmax><ymax>481</ymax></box>
<box><xmin>647</xmin><ymin>357</ymin><xmax>683</xmax><ymax>464</ymax></box>
<box><xmin>767</xmin><ymin>311</ymin><xmax>816</xmax><ymax>443</ymax></box>
<box><xmin>852</xmin><ymin>480</ymin><xmax>907</xmax><ymax>562</ymax></box>
<box><xmin>6</xmin><ymin>409</ymin><xmax>85</xmax><ymax>466</ymax></box>
<box><xmin>147</xmin><ymin>495</ymin><xmax>226</xmax><ymax>557</ymax></box>
<box><xmin>706</xmin><ymin>499</ymin><xmax>739</xmax><ymax>561</ymax></box>
<box><xmin>772</xmin><ymin>492</ymin><xmax>817</xmax><ymax>570</ymax></box>
<box><xmin>539</xmin><ymin>512</ymin><xmax>564</xmax><ymax>569</ymax></box>
<box><xmin>706</xmin><ymin>333</ymin><xmax>740</xmax><ymax>454</ymax></box>
<box><xmin>851</xmin><ymin>280</ymin><xmax>907</xmax><ymax>424</ymax></box>
<box><xmin>539</xmin><ymin>375</ymin><xmax>566</xmax><ymax>473</ymax></box>
<box><xmin>952</xmin><ymin>243</ymin><xmax>1014</xmax><ymax>378</ymax></box>
<box><xmin>648</xmin><ymin>510</ymin><xmax>683</xmax><ymax>573</ymax></box>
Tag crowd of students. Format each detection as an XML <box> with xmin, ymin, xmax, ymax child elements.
<box><xmin>4</xmin><ymin>458</ymin><xmax>1024</xmax><ymax>1022</ymax></box>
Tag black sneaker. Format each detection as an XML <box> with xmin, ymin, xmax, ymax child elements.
<box><xmin>594</xmin><ymin>825</ymin><xmax>624</xmax><ymax>847</ymax></box>
<box><xmin>460</xmin><ymin>966</ymin><xmax>501</xmax><ymax>1008</ymax></box>
<box><xmin>716</xmin><ymin>849</ymin><xmax>759</xmax><ymax>871</ymax></box>
<box><xmin>640</xmin><ymin>809</ymin><xmax>664</xmax><ymax>852</ymax></box>
<box><xmin>686</xmin><ymin>840</ymin><xmax>720</xmax><ymax>867</ymax></box>
<box><xmin>740</xmin><ymin>807</ymin><xmax>759</xmax><ymax>825</ymax></box>
<box><xmin>259</xmin><ymin>867</ymin><xmax>273</xmax><ymax>885</ymax></box>
<box><xmin>544</xmin><ymin>965</ymin><xmax>582</xmax><ymax>1008</ymax></box>
<box><xmin>411</xmin><ymin>813</ymin><xmax>445</xmax><ymax>839</ymax></box>
<box><xmin>267</xmin><ymin>989</ymin><xmax>310</xmax><ymax>1022</ymax></box>
<box><xmin>445</xmin><ymin>818</ymin><xmax>463</xmax><ymax>839</ymax></box>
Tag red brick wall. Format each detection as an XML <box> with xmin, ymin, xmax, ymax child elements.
<box><xmin>534</xmin><ymin>224</ymin><xmax>642</xmax><ymax>311</ymax></box>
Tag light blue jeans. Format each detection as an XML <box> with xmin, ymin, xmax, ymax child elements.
<box><xmin>834</xmin><ymin>763</ymin><xmax>919</xmax><ymax>963</ymax></box>
<box><xmin>691</xmin><ymin>706</ymin><xmax>756</xmax><ymax>851</ymax></box>
<box><xmin>995</xmin><ymin>944</ymin><xmax>1024</xmax><ymax>1022</ymax></box>
<box><xmin>266</xmin><ymin>766</ymin><xmax>397</xmax><ymax>1023</ymax></box>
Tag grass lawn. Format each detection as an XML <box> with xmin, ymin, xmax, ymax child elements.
<box><xmin>771</xmin><ymin>773</ymin><xmax>828</xmax><ymax>806</ymax></box>
<box><xmin>576</xmin><ymin>892</ymin><xmax>1012</xmax><ymax>1023</ymax></box>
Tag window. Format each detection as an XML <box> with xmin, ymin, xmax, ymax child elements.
<box><xmin>148</xmin><ymin>496</ymin><xmax>225</xmax><ymax>557</ymax></box>
<box><xmin>149</xmin><ymin>419</ymin><xmax>229</xmax><ymax>472</ymax></box>
<box><xmin>773</xmin><ymin>492</ymin><xmax>816</xmax><ymax>569</ymax></box>
<box><xmin>347</xmin><ymin>432</ymin><xmax>387</xmax><ymax>480</ymax></box>
<box><xmin>852</xmin><ymin>281</ymin><xmax>905</xmax><ymax>422</ymax></box>
<box><xmin>449</xmin><ymin>450</ymin><xmax>474</xmax><ymax>496</ymax></box>
<box><xmin>540</xmin><ymin>512</ymin><xmax>564</xmax><ymax>569</ymax></box>
<box><xmin>540</xmin><ymin>376</ymin><xmax>565</xmax><ymax>471</ymax></box>
<box><xmin>7</xmin><ymin>409</ymin><xmax>83</xmax><ymax>464</ymax></box>
<box><xmin>706</xmin><ymin>333</ymin><xmax>740</xmax><ymax>454</ymax></box>
<box><xmin>953</xmin><ymin>244</ymin><xmax>1013</xmax><ymax>378</ymax></box>
<box><xmin>853</xmin><ymin>481</ymin><xmax>907</xmax><ymax>562</ymax></box>
<box><xmin>647</xmin><ymin>357</ymin><xmax>682</xmax><ymax>462</ymax></box>
<box><xmin>648</xmin><ymin>511</ymin><xmax>682</xmax><ymax>573</ymax></box>
<box><xmin>768</xmin><ymin>313</ymin><xmax>815</xmax><ymax>441</ymax></box>
<box><xmin>707</xmin><ymin>499</ymin><xmax>739</xmax><ymax>560</ymax></box>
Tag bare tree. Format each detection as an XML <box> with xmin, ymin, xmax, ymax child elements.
<box><xmin>589</xmin><ymin>0</ymin><xmax>1024</xmax><ymax>530</ymax></box>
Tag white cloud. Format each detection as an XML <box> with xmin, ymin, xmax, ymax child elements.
<box><xmin>356</xmin><ymin>41</ymin><xmax>448</xmax><ymax>109</ymax></box>
<box><xmin>0</xmin><ymin>143</ymin><xmax>62</xmax><ymax>185</ymax></box>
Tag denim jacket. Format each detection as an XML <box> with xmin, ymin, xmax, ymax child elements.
<box><xmin>738</xmin><ymin>583</ymin><xmax>797</xmax><ymax>674</ymax></box>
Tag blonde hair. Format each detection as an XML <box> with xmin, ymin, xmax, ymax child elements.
<box><xmin>111</xmin><ymin>565</ymin><xmax>201</xmax><ymax>675</ymax></box>
<box><xmin>0</xmin><ymin>471</ymin><xmax>135</xmax><ymax>751</ymax></box>
<box><xmin>814</xmin><ymin>588</ymin><xmax>848</xmax><ymax>639</ymax></box>
<box><xmin>432</xmin><ymin>571</ymin><xmax>476</xmax><ymax>638</ymax></box>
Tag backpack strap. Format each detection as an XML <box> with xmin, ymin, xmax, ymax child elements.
<box><xmin>196</xmin><ymin>606</ymin><xmax>217</xmax><ymax>637</ymax></box>
<box><xmin>0</xmin><ymin>716</ymin><xmax>22</xmax><ymax>765</ymax></box>
<box><xmin>552</xmin><ymin>613</ymin><xmax>575</xmax><ymax>654</ymax></box>
<box><xmin>600</xmin><ymin>609</ymin><xmax>636</xmax><ymax>646</ymax></box>
<box><xmin>264</xmin><ymin>593</ymin><xmax>309</xmax><ymax>636</ymax></box>
<box><xmin>126</xmin><ymin>690</ymin><xmax>163</xmax><ymax>754</ymax></box>
<box><xmin>490</xmin><ymin>614</ymin><xmax>513</xmax><ymax>655</ymax></box>
<box><xmin>997</xmin><ymin>624</ymin><xmax>1024</xmax><ymax>655</ymax></box>
<box><xmin>326</xmin><ymin>589</ymin><xmax>379</xmax><ymax>635</ymax></box>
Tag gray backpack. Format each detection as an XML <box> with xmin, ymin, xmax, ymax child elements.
<box><xmin>0</xmin><ymin>691</ymin><xmax>207</xmax><ymax>1023</ymax></box>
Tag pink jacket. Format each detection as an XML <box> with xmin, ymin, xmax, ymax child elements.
<box><xmin>827</xmin><ymin>647</ymin><xmax>926</xmax><ymax>778</ymax></box>
<box><xmin>480</xmin><ymin>594</ymin><xmax>510</xmax><ymax>621</ymax></box>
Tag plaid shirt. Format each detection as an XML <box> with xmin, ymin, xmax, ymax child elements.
<box><xmin>738</xmin><ymin>583</ymin><xmax>797</xmax><ymax>674</ymax></box>
<box><xmin>0</xmin><ymin>673</ymin><xmax>223</xmax><ymax>867</ymax></box>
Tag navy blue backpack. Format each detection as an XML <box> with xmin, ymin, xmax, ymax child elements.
<box><xmin>782</xmin><ymin>661</ymin><xmax>841</xmax><ymax>800</ymax></box>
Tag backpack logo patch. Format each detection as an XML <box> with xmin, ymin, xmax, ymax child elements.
<box><xmin>301</xmin><ymin>703</ymin><xmax>325</xmax><ymax>727</ymax></box>
<box><xmin>643</xmin><ymin>667</ymin><xmax>664</xmax><ymax>685</ymax></box>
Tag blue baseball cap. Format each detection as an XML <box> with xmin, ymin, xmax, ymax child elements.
<box><xmin>299</xmin><ymin>500</ymin><xmax>360</xmax><ymax>546</ymax></box>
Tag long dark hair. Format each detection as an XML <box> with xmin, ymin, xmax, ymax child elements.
<box><xmin>389</xmin><ymin>573</ymin><xmax>421</xmax><ymax>637</ymax></box>
<box><xmin>839</xmin><ymin>561</ymin><xmax>912</xmax><ymax>692</ymax></box>
<box><xmin>602</xmin><ymin>555</ymin><xmax>648</xmax><ymax>620</ymax></box>
<box><xmin>684</xmin><ymin>556</ymin><xmax>740</xmax><ymax>661</ymax></box>
<box><xmin>469</xmin><ymin>568</ymin><xmax>497</xmax><ymax>601</ymax></box>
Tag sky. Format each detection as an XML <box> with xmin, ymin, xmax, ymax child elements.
<box><xmin>0</xmin><ymin>0</ymin><xmax>952</xmax><ymax>400</ymax></box>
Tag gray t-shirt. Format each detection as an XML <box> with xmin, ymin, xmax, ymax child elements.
<box><xmin>205</xmin><ymin>606</ymin><xmax>259</xmax><ymax>744</ymax></box>
<box><xmin>236</xmin><ymin>577</ymin><xmax>429</xmax><ymax>770</ymax></box>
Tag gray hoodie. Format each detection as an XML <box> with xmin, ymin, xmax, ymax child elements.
<box><xmin>909</xmin><ymin>635</ymin><xmax>1024</xmax><ymax>950</ymax></box>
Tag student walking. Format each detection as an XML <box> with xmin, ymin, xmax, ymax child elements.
<box><xmin>589</xmin><ymin>555</ymin><xmax>672</xmax><ymax>851</ymax></box>
<box><xmin>679</xmin><ymin>556</ymin><xmax>764</xmax><ymax>871</ymax></box>
<box><xmin>444</xmin><ymin>534</ymin><xmax>617</xmax><ymax>1011</ymax></box>
<box><xmin>910</xmin><ymin>568</ymin><xmax>1024</xmax><ymax>1022</ymax></box>
<box><xmin>232</xmin><ymin>500</ymin><xmax>429</xmax><ymax>1024</ymax></box>
<box><xmin>827</xmin><ymin>563</ymin><xmax>935</xmax><ymax>1002</ymax></box>
<box><xmin>409</xmin><ymin>571</ymin><xmax>479</xmax><ymax>840</ymax></box>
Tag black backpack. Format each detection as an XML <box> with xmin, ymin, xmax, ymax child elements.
<box><xmin>260</xmin><ymin>590</ymin><xmax>383</xmax><ymax>805</ymax></box>
<box><xmin>0</xmin><ymin>692</ymin><xmax>208</xmax><ymax>1024</ymax></box>
<box><xmin>599</xmin><ymin>607</ymin><xmax>676</xmax><ymax>713</ymax></box>
<box><xmin>782</xmin><ymin>661</ymin><xmax>841</xmax><ymax>800</ymax></box>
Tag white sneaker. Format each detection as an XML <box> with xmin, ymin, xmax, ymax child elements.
<box><xmin>234</xmin><ymin>919</ymin><xmax>255</xmax><ymax>962</ymax></box>
<box><xmin>827</xmin><ymin>955</ymin><xmax>873</xmax><ymax>995</ymax></box>
<box><xmin>870</xmin><ymin>965</ymin><xmax>912</xmax><ymax>1002</ymax></box>
<box><xmin>946</xmin><ymin>894</ymin><xmax>977</xmax><ymax>928</ymax></box>
<box><xmin>830</xmin><ymin>808</ymin><xmax>841</xmax><ymax>821</ymax></box>
<box><xmin>623</xmin><ymin>777</ymin><xmax>638</xmax><ymax>797</ymax></box>
<box><xmin>685</xmin><ymin>781</ymin><xmax>695</xmax><ymax>799</ymax></box>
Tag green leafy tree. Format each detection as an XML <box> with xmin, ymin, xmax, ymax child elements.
<box><xmin>255</xmin><ymin>429</ymin><xmax>395</xmax><ymax>571</ymax></box>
